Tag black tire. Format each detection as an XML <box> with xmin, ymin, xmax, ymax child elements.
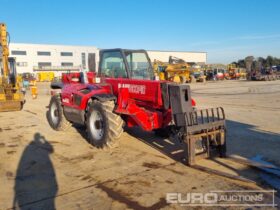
<box><xmin>86</xmin><ymin>100</ymin><xmax>123</xmax><ymax>148</ymax></box>
<box><xmin>47</xmin><ymin>95</ymin><xmax>71</xmax><ymax>131</ymax></box>
<box><xmin>19</xmin><ymin>101</ymin><xmax>24</xmax><ymax>111</ymax></box>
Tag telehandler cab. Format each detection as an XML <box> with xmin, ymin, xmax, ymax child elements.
<box><xmin>47</xmin><ymin>49</ymin><xmax>226</xmax><ymax>165</ymax></box>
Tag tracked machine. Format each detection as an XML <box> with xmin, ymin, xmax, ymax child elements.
<box><xmin>0</xmin><ymin>23</ymin><xmax>24</xmax><ymax>111</ymax></box>
<box><xmin>47</xmin><ymin>49</ymin><xmax>226</xmax><ymax>166</ymax></box>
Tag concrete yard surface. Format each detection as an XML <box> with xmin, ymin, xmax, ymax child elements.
<box><xmin>0</xmin><ymin>80</ymin><xmax>280</xmax><ymax>210</ymax></box>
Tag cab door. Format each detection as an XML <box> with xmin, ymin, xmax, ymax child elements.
<box><xmin>99</xmin><ymin>50</ymin><xmax>160</xmax><ymax>105</ymax></box>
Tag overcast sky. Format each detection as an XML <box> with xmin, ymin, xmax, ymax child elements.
<box><xmin>2</xmin><ymin>0</ymin><xmax>280</xmax><ymax>63</ymax></box>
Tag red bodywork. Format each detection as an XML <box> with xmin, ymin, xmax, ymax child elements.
<box><xmin>215</xmin><ymin>73</ymin><xmax>225</xmax><ymax>80</ymax></box>
<box><xmin>59</xmin><ymin>72</ymin><xmax>196</xmax><ymax>131</ymax></box>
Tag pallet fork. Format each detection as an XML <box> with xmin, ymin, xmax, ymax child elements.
<box><xmin>168</xmin><ymin>84</ymin><xmax>226</xmax><ymax>166</ymax></box>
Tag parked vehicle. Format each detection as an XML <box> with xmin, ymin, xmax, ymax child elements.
<box><xmin>47</xmin><ymin>48</ymin><xmax>226</xmax><ymax>166</ymax></box>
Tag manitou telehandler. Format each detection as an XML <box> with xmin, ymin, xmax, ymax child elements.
<box><xmin>0</xmin><ymin>23</ymin><xmax>25</xmax><ymax>111</ymax></box>
<box><xmin>47</xmin><ymin>49</ymin><xmax>226</xmax><ymax>166</ymax></box>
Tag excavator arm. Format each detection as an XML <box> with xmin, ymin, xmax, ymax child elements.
<box><xmin>0</xmin><ymin>23</ymin><xmax>25</xmax><ymax>111</ymax></box>
<box><xmin>0</xmin><ymin>23</ymin><xmax>10</xmax><ymax>80</ymax></box>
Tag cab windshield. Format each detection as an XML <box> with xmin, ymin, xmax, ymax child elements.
<box><xmin>125</xmin><ymin>51</ymin><xmax>154</xmax><ymax>80</ymax></box>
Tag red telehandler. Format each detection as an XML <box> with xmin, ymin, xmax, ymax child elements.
<box><xmin>47</xmin><ymin>49</ymin><xmax>226</xmax><ymax>166</ymax></box>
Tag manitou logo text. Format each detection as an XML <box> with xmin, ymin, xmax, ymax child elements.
<box><xmin>118</xmin><ymin>84</ymin><xmax>146</xmax><ymax>95</ymax></box>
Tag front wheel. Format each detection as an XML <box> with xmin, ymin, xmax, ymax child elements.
<box><xmin>86</xmin><ymin>100</ymin><xmax>124</xmax><ymax>148</ymax></box>
<box><xmin>47</xmin><ymin>95</ymin><xmax>71</xmax><ymax>131</ymax></box>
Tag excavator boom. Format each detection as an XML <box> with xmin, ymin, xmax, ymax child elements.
<box><xmin>0</xmin><ymin>23</ymin><xmax>24</xmax><ymax>111</ymax></box>
<box><xmin>0</xmin><ymin>23</ymin><xmax>9</xmax><ymax>79</ymax></box>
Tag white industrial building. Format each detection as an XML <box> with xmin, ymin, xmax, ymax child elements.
<box><xmin>9</xmin><ymin>43</ymin><xmax>99</xmax><ymax>75</ymax></box>
<box><xmin>9</xmin><ymin>43</ymin><xmax>207</xmax><ymax>75</ymax></box>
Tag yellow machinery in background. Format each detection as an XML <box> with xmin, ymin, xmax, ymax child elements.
<box><xmin>153</xmin><ymin>56</ymin><xmax>191</xmax><ymax>83</ymax></box>
<box><xmin>153</xmin><ymin>56</ymin><xmax>206</xmax><ymax>83</ymax></box>
<box><xmin>0</xmin><ymin>23</ymin><xmax>25</xmax><ymax>111</ymax></box>
<box><xmin>21</xmin><ymin>72</ymin><xmax>37</xmax><ymax>87</ymax></box>
<box><xmin>37</xmin><ymin>72</ymin><xmax>55</xmax><ymax>82</ymax></box>
<box><xmin>238</xmin><ymin>68</ymin><xmax>247</xmax><ymax>79</ymax></box>
<box><xmin>227</xmin><ymin>64</ymin><xmax>247</xmax><ymax>80</ymax></box>
<box><xmin>21</xmin><ymin>72</ymin><xmax>38</xmax><ymax>98</ymax></box>
<box><xmin>190</xmin><ymin>65</ymin><xmax>206</xmax><ymax>82</ymax></box>
<box><xmin>153</xmin><ymin>59</ymin><xmax>168</xmax><ymax>80</ymax></box>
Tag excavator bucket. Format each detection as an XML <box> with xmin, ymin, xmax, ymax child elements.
<box><xmin>0</xmin><ymin>88</ymin><xmax>24</xmax><ymax>112</ymax></box>
<box><xmin>0</xmin><ymin>100</ymin><xmax>23</xmax><ymax>112</ymax></box>
<box><xmin>168</xmin><ymin>83</ymin><xmax>226</xmax><ymax>166</ymax></box>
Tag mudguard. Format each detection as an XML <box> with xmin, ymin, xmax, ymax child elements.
<box><xmin>92</xmin><ymin>93</ymin><xmax>116</xmax><ymax>102</ymax></box>
<box><xmin>51</xmin><ymin>82</ymin><xmax>64</xmax><ymax>89</ymax></box>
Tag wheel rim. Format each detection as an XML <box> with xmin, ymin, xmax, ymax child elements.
<box><xmin>89</xmin><ymin>110</ymin><xmax>104</xmax><ymax>141</ymax></box>
<box><xmin>50</xmin><ymin>102</ymin><xmax>59</xmax><ymax>125</ymax></box>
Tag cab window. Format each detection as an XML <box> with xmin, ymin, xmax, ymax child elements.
<box><xmin>100</xmin><ymin>51</ymin><xmax>128</xmax><ymax>78</ymax></box>
<box><xmin>125</xmin><ymin>52</ymin><xmax>154</xmax><ymax>80</ymax></box>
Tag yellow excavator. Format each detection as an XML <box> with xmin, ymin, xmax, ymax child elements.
<box><xmin>153</xmin><ymin>56</ymin><xmax>191</xmax><ymax>83</ymax></box>
<box><xmin>0</xmin><ymin>23</ymin><xmax>25</xmax><ymax>111</ymax></box>
<box><xmin>227</xmin><ymin>64</ymin><xmax>247</xmax><ymax>80</ymax></box>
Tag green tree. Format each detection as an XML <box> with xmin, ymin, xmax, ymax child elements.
<box><xmin>266</xmin><ymin>56</ymin><xmax>273</xmax><ymax>67</ymax></box>
<box><xmin>258</xmin><ymin>57</ymin><xmax>265</xmax><ymax>64</ymax></box>
<box><xmin>257</xmin><ymin>57</ymin><xmax>265</xmax><ymax>68</ymax></box>
<box><xmin>237</xmin><ymin>59</ymin><xmax>245</xmax><ymax>68</ymax></box>
<box><xmin>231</xmin><ymin>55</ymin><xmax>280</xmax><ymax>68</ymax></box>
<box><xmin>245</xmin><ymin>56</ymin><xmax>254</xmax><ymax>72</ymax></box>
<box><xmin>272</xmin><ymin>57</ymin><xmax>280</xmax><ymax>66</ymax></box>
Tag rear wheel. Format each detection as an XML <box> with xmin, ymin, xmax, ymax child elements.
<box><xmin>47</xmin><ymin>95</ymin><xmax>71</xmax><ymax>131</ymax></box>
<box><xmin>86</xmin><ymin>100</ymin><xmax>124</xmax><ymax>148</ymax></box>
